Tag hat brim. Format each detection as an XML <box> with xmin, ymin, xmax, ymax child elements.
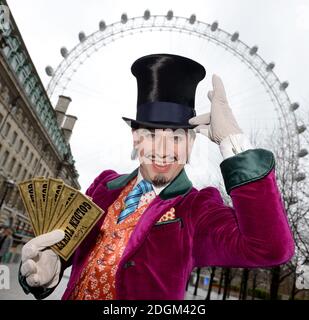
<box><xmin>122</xmin><ymin>117</ymin><xmax>198</xmax><ymax>129</ymax></box>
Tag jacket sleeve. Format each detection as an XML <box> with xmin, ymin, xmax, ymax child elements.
<box><xmin>192</xmin><ymin>148</ymin><xmax>295</xmax><ymax>268</ymax></box>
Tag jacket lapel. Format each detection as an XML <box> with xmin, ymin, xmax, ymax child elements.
<box><xmin>106</xmin><ymin>165</ymin><xmax>193</xmax><ymax>200</ymax></box>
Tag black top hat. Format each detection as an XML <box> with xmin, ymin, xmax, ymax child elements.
<box><xmin>122</xmin><ymin>53</ymin><xmax>206</xmax><ymax>129</ymax></box>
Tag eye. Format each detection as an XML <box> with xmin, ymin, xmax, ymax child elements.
<box><xmin>142</xmin><ymin>132</ymin><xmax>154</xmax><ymax>138</ymax></box>
<box><xmin>174</xmin><ymin>135</ymin><xmax>184</xmax><ymax>142</ymax></box>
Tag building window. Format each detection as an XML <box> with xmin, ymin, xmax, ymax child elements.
<box><xmin>16</xmin><ymin>163</ymin><xmax>22</xmax><ymax>178</ymax></box>
<box><xmin>37</xmin><ymin>163</ymin><xmax>42</xmax><ymax>175</ymax></box>
<box><xmin>21</xmin><ymin>169</ymin><xmax>27</xmax><ymax>181</ymax></box>
<box><xmin>23</xmin><ymin>146</ymin><xmax>29</xmax><ymax>159</ymax></box>
<box><xmin>11</xmin><ymin>131</ymin><xmax>18</xmax><ymax>145</ymax></box>
<box><xmin>28</xmin><ymin>152</ymin><xmax>33</xmax><ymax>165</ymax></box>
<box><xmin>33</xmin><ymin>158</ymin><xmax>38</xmax><ymax>170</ymax></box>
<box><xmin>0</xmin><ymin>112</ymin><xmax>3</xmax><ymax>125</ymax></box>
<box><xmin>42</xmin><ymin>167</ymin><xmax>46</xmax><ymax>176</ymax></box>
<box><xmin>17</xmin><ymin>139</ymin><xmax>24</xmax><ymax>153</ymax></box>
<box><xmin>2</xmin><ymin>150</ymin><xmax>9</xmax><ymax>167</ymax></box>
<box><xmin>8</xmin><ymin>157</ymin><xmax>16</xmax><ymax>173</ymax></box>
<box><xmin>3</xmin><ymin>122</ymin><xmax>11</xmax><ymax>137</ymax></box>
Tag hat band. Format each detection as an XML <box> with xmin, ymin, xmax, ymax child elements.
<box><xmin>136</xmin><ymin>101</ymin><xmax>195</xmax><ymax>124</ymax></box>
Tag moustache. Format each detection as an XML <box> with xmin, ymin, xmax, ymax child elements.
<box><xmin>145</xmin><ymin>155</ymin><xmax>178</xmax><ymax>162</ymax></box>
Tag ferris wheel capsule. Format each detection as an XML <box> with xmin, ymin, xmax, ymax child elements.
<box><xmin>166</xmin><ymin>10</ymin><xmax>173</xmax><ymax>20</ymax></box>
<box><xmin>143</xmin><ymin>10</ymin><xmax>151</xmax><ymax>20</ymax></box>
<box><xmin>60</xmin><ymin>47</ymin><xmax>69</xmax><ymax>58</ymax></box>
<box><xmin>231</xmin><ymin>32</ymin><xmax>239</xmax><ymax>42</ymax></box>
<box><xmin>249</xmin><ymin>46</ymin><xmax>258</xmax><ymax>55</ymax></box>
<box><xmin>79</xmin><ymin>32</ymin><xmax>86</xmax><ymax>42</ymax></box>
<box><xmin>290</xmin><ymin>102</ymin><xmax>300</xmax><ymax>111</ymax></box>
<box><xmin>296</xmin><ymin>172</ymin><xmax>306</xmax><ymax>182</ymax></box>
<box><xmin>211</xmin><ymin>21</ymin><xmax>218</xmax><ymax>31</ymax></box>
<box><xmin>99</xmin><ymin>20</ymin><xmax>106</xmax><ymax>31</ymax></box>
<box><xmin>266</xmin><ymin>62</ymin><xmax>275</xmax><ymax>71</ymax></box>
<box><xmin>121</xmin><ymin>13</ymin><xmax>128</xmax><ymax>24</ymax></box>
<box><xmin>45</xmin><ymin>65</ymin><xmax>54</xmax><ymax>77</ymax></box>
<box><xmin>189</xmin><ymin>14</ymin><xmax>196</xmax><ymax>24</ymax></box>
<box><xmin>297</xmin><ymin>125</ymin><xmax>306</xmax><ymax>134</ymax></box>
<box><xmin>298</xmin><ymin>149</ymin><xmax>308</xmax><ymax>158</ymax></box>
<box><xmin>280</xmin><ymin>81</ymin><xmax>289</xmax><ymax>90</ymax></box>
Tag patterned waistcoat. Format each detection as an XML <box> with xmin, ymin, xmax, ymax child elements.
<box><xmin>70</xmin><ymin>176</ymin><xmax>155</xmax><ymax>299</ymax></box>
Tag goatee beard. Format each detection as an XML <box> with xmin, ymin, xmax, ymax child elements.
<box><xmin>152</xmin><ymin>174</ymin><xmax>169</xmax><ymax>187</ymax></box>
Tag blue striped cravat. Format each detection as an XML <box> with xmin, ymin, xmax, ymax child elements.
<box><xmin>117</xmin><ymin>179</ymin><xmax>153</xmax><ymax>224</ymax></box>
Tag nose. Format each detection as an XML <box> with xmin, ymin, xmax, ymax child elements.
<box><xmin>155</xmin><ymin>135</ymin><xmax>166</xmax><ymax>154</ymax></box>
<box><xmin>153</xmin><ymin>135</ymin><xmax>174</xmax><ymax>160</ymax></box>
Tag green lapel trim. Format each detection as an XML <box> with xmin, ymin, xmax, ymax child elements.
<box><xmin>220</xmin><ymin>148</ymin><xmax>275</xmax><ymax>195</ymax></box>
<box><xmin>106</xmin><ymin>166</ymin><xmax>193</xmax><ymax>200</ymax></box>
<box><xmin>106</xmin><ymin>167</ymin><xmax>139</xmax><ymax>190</ymax></box>
<box><xmin>160</xmin><ymin>168</ymin><xmax>193</xmax><ymax>200</ymax></box>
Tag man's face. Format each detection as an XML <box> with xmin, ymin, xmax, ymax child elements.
<box><xmin>132</xmin><ymin>127</ymin><xmax>195</xmax><ymax>187</ymax></box>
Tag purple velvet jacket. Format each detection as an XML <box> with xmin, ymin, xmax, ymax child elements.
<box><xmin>19</xmin><ymin>148</ymin><xmax>295</xmax><ymax>300</ymax></box>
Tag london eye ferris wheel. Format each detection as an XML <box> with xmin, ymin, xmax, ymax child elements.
<box><xmin>44</xmin><ymin>10</ymin><xmax>307</xmax><ymax>194</ymax></box>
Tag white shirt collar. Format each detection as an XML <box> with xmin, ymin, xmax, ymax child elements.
<box><xmin>133</xmin><ymin>167</ymin><xmax>170</xmax><ymax>195</ymax></box>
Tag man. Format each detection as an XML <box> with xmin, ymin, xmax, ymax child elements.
<box><xmin>19</xmin><ymin>53</ymin><xmax>294</xmax><ymax>300</ymax></box>
<box><xmin>0</xmin><ymin>226</ymin><xmax>13</xmax><ymax>263</ymax></box>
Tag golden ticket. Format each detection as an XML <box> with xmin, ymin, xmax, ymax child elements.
<box><xmin>48</xmin><ymin>184</ymin><xmax>78</xmax><ymax>232</ymax></box>
<box><xmin>51</xmin><ymin>192</ymin><xmax>104</xmax><ymax>261</ymax></box>
<box><xmin>34</xmin><ymin>178</ymin><xmax>48</xmax><ymax>235</ymax></box>
<box><xmin>18</xmin><ymin>180</ymin><xmax>39</xmax><ymax>236</ymax></box>
<box><xmin>44</xmin><ymin>178</ymin><xmax>64</xmax><ymax>233</ymax></box>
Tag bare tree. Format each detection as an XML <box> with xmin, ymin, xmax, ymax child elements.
<box><xmin>205</xmin><ymin>267</ymin><xmax>216</xmax><ymax>300</ymax></box>
<box><xmin>238</xmin><ymin>268</ymin><xmax>250</xmax><ymax>300</ymax></box>
<box><xmin>193</xmin><ymin>267</ymin><xmax>201</xmax><ymax>296</ymax></box>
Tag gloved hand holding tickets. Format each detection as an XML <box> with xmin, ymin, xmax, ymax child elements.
<box><xmin>20</xmin><ymin>230</ymin><xmax>65</xmax><ymax>288</ymax></box>
<box><xmin>18</xmin><ymin>177</ymin><xmax>104</xmax><ymax>262</ymax></box>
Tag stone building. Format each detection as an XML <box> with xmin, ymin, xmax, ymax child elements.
<box><xmin>0</xmin><ymin>0</ymin><xmax>79</xmax><ymax>262</ymax></box>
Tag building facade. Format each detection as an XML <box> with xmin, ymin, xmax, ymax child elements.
<box><xmin>0</xmin><ymin>0</ymin><xmax>79</xmax><ymax>262</ymax></box>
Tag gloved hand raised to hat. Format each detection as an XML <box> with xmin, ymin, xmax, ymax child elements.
<box><xmin>189</xmin><ymin>74</ymin><xmax>243</xmax><ymax>144</ymax></box>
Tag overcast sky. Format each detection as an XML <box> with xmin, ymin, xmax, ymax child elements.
<box><xmin>6</xmin><ymin>0</ymin><xmax>309</xmax><ymax>192</ymax></box>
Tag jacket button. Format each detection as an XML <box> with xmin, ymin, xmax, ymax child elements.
<box><xmin>123</xmin><ymin>260</ymin><xmax>135</xmax><ymax>268</ymax></box>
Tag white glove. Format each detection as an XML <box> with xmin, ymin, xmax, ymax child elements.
<box><xmin>219</xmin><ymin>133</ymin><xmax>253</xmax><ymax>159</ymax></box>
<box><xmin>20</xmin><ymin>230</ymin><xmax>65</xmax><ymax>288</ymax></box>
<box><xmin>189</xmin><ymin>74</ymin><xmax>243</xmax><ymax>144</ymax></box>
